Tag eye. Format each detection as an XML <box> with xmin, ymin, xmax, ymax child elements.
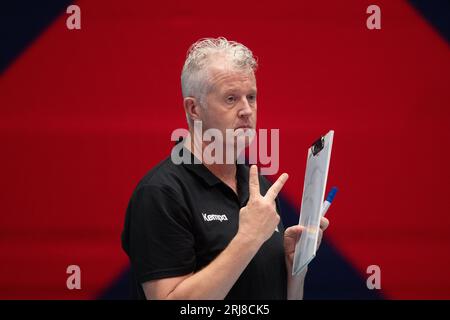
<box><xmin>226</xmin><ymin>96</ymin><xmax>236</xmax><ymax>104</ymax></box>
<box><xmin>247</xmin><ymin>94</ymin><xmax>256</xmax><ymax>103</ymax></box>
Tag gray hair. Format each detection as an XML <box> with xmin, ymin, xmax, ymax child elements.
<box><xmin>181</xmin><ymin>37</ymin><xmax>258</xmax><ymax>106</ymax></box>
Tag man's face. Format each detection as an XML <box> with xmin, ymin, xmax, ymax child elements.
<box><xmin>199</xmin><ymin>64</ymin><xmax>257</xmax><ymax>148</ymax></box>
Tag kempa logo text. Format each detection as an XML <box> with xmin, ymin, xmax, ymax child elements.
<box><xmin>202</xmin><ymin>213</ymin><xmax>229</xmax><ymax>222</ymax></box>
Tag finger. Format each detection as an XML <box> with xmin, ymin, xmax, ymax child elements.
<box><xmin>320</xmin><ymin>217</ymin><xmax>329</xmax><ymax>231</ymax></box>
<box><xmin>284</xmin><ymin>225</ymin><xmax>303</xmax><ymax>239</ymax></box>
<box><xmin>285</xmin><ymin>225</ymin><xmax>304</xmax><ymax>243</ymax></box>
<box><xmin>317</xmin><ymin>229</ymin><xmax>323</xmax><ymax>247</ymax></box>
<box><xmin>265</xmin><ymin>173</ymin><xmax>289</xmax><ymax>201</ymax></box>
<box><xmin>248</xmin><ymin>165</ymin><xmax>260</xmax><ymax>199</ymax></box>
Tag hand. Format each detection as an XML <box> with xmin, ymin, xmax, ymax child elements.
<box><xmin>237</xmin><ymin>165</ymin><xmax>289</xmax><ymax>245</ymax></box>
<box><xmin>284</xmin><ymin>216</ymin><xmax>330</xmax><ymax>272</ymax></box>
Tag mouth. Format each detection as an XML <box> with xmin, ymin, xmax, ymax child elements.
<box><xmin>233</xmin><ymin>125</ymin><xmax>255</xmax><ymax>137</ymax></box>
<box><xmin>235</xmin><ymin>125</ymin><xmax>253</xmax><ymax>130</ymax></box>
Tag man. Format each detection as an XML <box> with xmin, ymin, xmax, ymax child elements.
<box><xmin>121</xmin><ymin>37</ymin><xmax>330</xmax><ymax>299</ymax></box>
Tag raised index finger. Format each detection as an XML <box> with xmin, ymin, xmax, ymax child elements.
<box><xmin>264</xmin><ymin>173</ymin><xmax>289</xmax><ymax>201</ymax></box>
<box><xmin>248</xmin><ymin>165</ymin><xmax>260</xmax><ymax>199</ymax></box>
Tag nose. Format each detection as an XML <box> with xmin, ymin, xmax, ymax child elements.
<box><xmin>238</xmin><ymin>97</ymin><xmax>253</xmax><ymax>118</ymax></box>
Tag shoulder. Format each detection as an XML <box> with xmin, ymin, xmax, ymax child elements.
<box><xmin>125</xmin><ymin>157</ymin><xmax>194</xmax><ymax>225</ymax></box>
<box><xmin>133</xmin><ymin>156</ymin><xmax>189</xmax><ymax>201</ymax></box>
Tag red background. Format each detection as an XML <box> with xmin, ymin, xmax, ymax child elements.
<box><xmin>0</xmin><ymin>0</ymin><xmax>449</xmax><ymax>299</ymax></box>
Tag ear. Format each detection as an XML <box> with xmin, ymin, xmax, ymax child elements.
<box><xmin>183</xmin><ymin>97</ymin><xmax>202</xmax><ymax>123</ymax></box>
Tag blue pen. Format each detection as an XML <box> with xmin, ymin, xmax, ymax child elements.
<box><xmin>321</xmin><ymin>187</ymin><xmax>338</xmax><ymax>217</ymax></box>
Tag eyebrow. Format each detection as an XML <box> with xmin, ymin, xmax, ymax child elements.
<box><xmin>222</xmin><ymin>87</ymin><xmax>257</xmax><ymax>95</ymax></box>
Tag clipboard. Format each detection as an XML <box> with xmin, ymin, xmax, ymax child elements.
<box><xmin>292</xmin><ymin>130</ymin><xmax>334</xmax><ymax>276</ymax></box>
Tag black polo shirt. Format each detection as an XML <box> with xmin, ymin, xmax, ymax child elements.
<box><xmin>121</xmin><ymin>148</ymin><xmax>287</xmax><ymax>300</ymax></box>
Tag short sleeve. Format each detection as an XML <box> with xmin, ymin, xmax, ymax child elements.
<box><xmin>122</xmin><ymin>184</ymin><xmax>196</xmax><ymax>284</ymax></box>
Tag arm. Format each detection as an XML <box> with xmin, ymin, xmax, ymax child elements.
<box><xmin>143</xmin><ymin>165</ymin><xmax>289</xmax><ymax>300</ymax></box>
<box><xmin>286</xmin><ymin>263</ymin><xmax>307</xmax><ymax>300</ymax></box>
<box><xmin>143</xmin><ymin>231</ymin><xmax>261</xmax><ymax>300</ymax></box>
<box><xmin>284</xmin><ymin>217</ymin><xmax>330</xmax><ymax>300</ymax></box>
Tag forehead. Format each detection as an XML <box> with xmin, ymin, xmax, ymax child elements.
<box><xmin>206</xmin><ymin>64</ymin><xmax>256</xmax><ymax>93</ymax></box>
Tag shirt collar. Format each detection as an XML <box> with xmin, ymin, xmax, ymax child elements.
<box><xmin>181</xmin><ymin>147</ymin><xmax>222</xmax><ymax>187</ymax></box>
<box><xmin>181</xmin><ymin>147</ymin><xmax>250</xmax><ymax>204</ymax></box>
